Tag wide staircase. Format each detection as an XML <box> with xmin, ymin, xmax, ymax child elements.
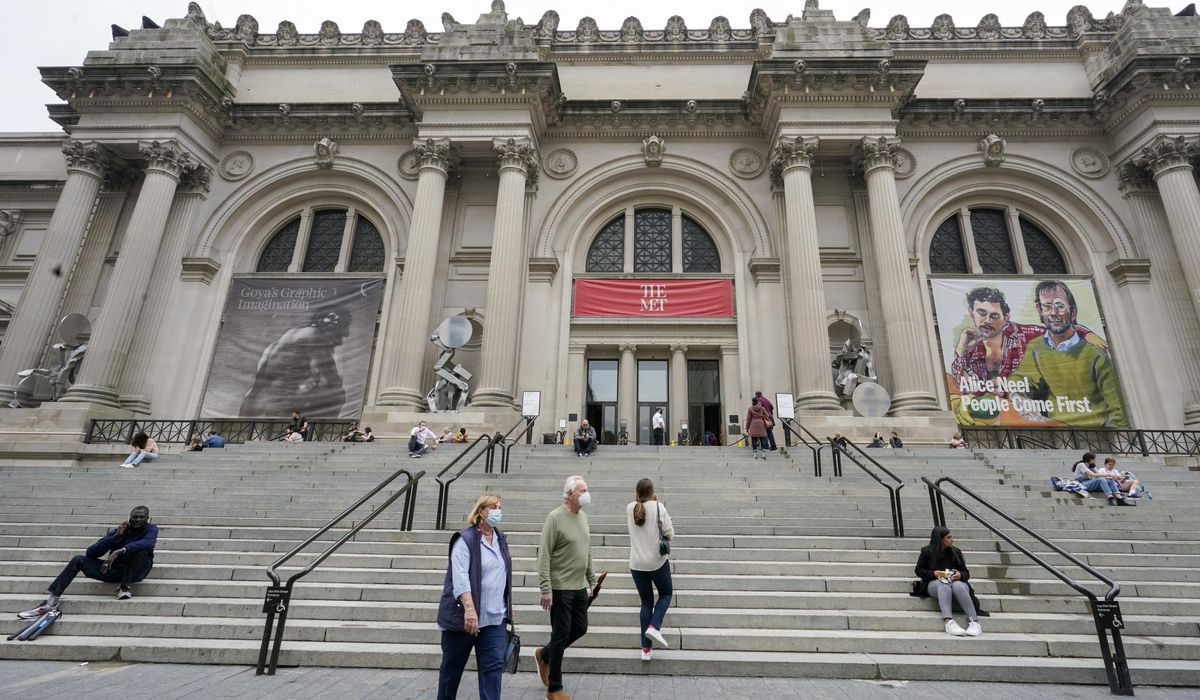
<box><xmin>1</xmin><ymin>439</ymin><xmax>1199</xmax><ymax>688</ymax></box>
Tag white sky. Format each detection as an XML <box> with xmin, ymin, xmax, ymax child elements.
<box><xmin>0</xmin><ymin>1</ymin><xmax>1137</xmax><ymax>133</ymax></box>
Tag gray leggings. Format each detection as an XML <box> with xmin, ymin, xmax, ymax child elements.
<box><xmin>927</xmin><ymin>579</ymin><xmax>977</xmax><ymax>620</ymax></box>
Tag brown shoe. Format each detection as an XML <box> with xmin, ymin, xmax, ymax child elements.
<box><xmin>534</xmin><ymin>645</ymin><xmax>550</xmax><ymax>687</ymax></box>
<box><xmin>546</xmin><ymin>691</ymin><xmax>572</xmax><ymax>700</ymax></box>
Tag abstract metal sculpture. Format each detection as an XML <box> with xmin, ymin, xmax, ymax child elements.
<box><xmin>9</xmin><ymin>314</ymin><xmax>90</xmax><ymax>408</ymax></box>
<box><xmin>831</xmin><ymin>318</ymin><xmax>877</xmax><ymax>400</ymax></box>
<box><xmin>426</xmin><ymin>315</ymin><xmax>474</xmax><ymax>412</ymax></box>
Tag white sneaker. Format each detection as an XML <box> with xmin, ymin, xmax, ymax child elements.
<box><xmin>965</xmin><ymin>621</ymin><xmax>982</xmax><ymax>637</ymax></box>
<box><xmin>645</xmin><ymin>626</ymin><xmax>670</xmax><ymax>648</ymax></box>
<box><xmin>116</xmin><ymin>587</ymin><xmax>132</xmax><ymax>600</ymax></box>
<box><xmin>120</xmin><ymin>463</ymin><xmax>135</xmax><ymax>469</ymax></box>
<box><xmin>640</xmin><ymin>647</ymin><xmax>652</xmax><ymax>661</ymax></box>
<box><xmin>944</xmin><ymin>619</ymin><xmax>967</xmax><ymax>636</ymax></box>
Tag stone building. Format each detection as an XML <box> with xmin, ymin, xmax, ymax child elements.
<box><xmin>1</xmin><ymin>1</ymin><xmax>1199</xmax><ymax>443</ymax></box>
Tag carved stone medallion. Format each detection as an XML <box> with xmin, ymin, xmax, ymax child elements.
<box><xmin>729</xmin><ymin>148</ymin><xmax>766</xmax><ymax>179</ymax></box>
<box><xmin>542</xmin><ymin>148</ymin><xmax>578</xmax><ymax>179</ymax></box>
<box><xmin>397</xmin><ymin>149</ymin><xmax>420</xmax><ymax>180</ymax></box>
<box><xmin>1070</xmin><ymin>147</ymin><xmax>1111</xmax><ymax>179</ymax></box>
<box><xmin>219</xmin><ymin>150</ymin><xmax>254</xmax><ymax>181</ymax></box>
<box><xmin>892</xmin><ymin>147</ymin><xmax>917</xmax><ymax>179</ymax></box>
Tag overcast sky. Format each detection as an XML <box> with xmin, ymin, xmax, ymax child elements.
<box><xmin>0</xmin><ymin>0</ymin><xmax>1136</xmax><ymax>133</ymax></box>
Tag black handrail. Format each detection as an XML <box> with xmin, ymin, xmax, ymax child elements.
<box><xmin>85</xmin><ymin>418</ymin><xmax>355</xmax><ymax>444</ymax></box>
<box><xmin>827</xmin><ymin>437</ymin><xmax>905</xmax><ymax>537</ymax></box>
<box><xmin>256</xmin><ymin>467</ymin><xmax>424</xmax><ymax>675</ymax></box>
<box><xmin>1015</xmin><ymin>434</ymin><xmax>1056</xmax><ymax>450</ymax></box>
<box><xmin>922</xmin><ymin>476</ymin><xmax>1132</xmax><ymax>695</ymax></box>
<box><xmin>497</xmin><ymin>416</ymin><xmax>536</xmax><ymax>474</ymax></box>
<box><xmin>961</xmin><ymin>426</ymin><xmax>1200</xmax><ymax>456</ymax></box>
<box><xmin>780</xmin><ymin>417</ymin><xmax>824</xmax><ymax>476</ymax></box>
<box><xmin>434</xmin><ymin>432</ymin><xmax>497</xmax><ymax>529</ymax></box>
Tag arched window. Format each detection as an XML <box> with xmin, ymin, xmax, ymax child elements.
<box><xmin>634</xmin><ymin>209</ymin><xmax>672</xmax><ymax>273</ymax></box>
<box><xmin>255</xmin><ymin>208</ymin><xmax>386</xmax><ymax>273</ymax></box>
<box><xmin>585</xmin><ymin>216</ymin><xmax>624</xmax><ymax>272</ymax></box>
<box><xmin>927</xmin><ymin>206</ymin><xmax>1067</xmax><ymax>276</ymax></box>
<box><xmin>584</xmin><ymin>206</ymin><xmax>722</xmax><ymax>273</ymax></box>
<box><xmin>682</xmin><ymin>216</ymin><xmax>720</xmax><ymax>273</ymax></box>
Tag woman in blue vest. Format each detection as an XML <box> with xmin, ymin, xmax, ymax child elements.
<box><xmin>436</xmin><ymin>493</ymin><xmax>513</xmax><ymax>700</ymax></box>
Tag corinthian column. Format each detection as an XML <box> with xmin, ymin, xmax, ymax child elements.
<box><xmin>119</xmin><ymin>165</ymin><xmax>212</xmax><ymax>414</ymax></box>
<box><xmin>857</xmin><ymin>136</ymin><xmax>940</xmax><ymax>413</ymax></box>
<box><xmin>64</xmin><ymin>140</ymin><xmax>193</xmax><ymax>407</ymax></box>
<box><xmin>473</xmin><ymin>138</ymin><xmax>537</xmax><ymax>407</ymax></box>
<box><xmin>377</xmin><ymin>138</ymin><xmax>454</xmax><ymax>407</ymax></box>
<box><xmin>773</xmin><ymin>137</ymin><xmax>841</xmax><ymax>412</ymax></box>
<box><xmin>1139</xmin><ymin>136</ymin><xmax>1200</xmax><ymax>319</ymax></box>
<box><xmin>0</xmin><ymin>141</ymin><xmax>108</xmax><ymax>396</ymax></box>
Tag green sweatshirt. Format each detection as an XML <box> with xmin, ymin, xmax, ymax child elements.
<box><xmin>537</xmin><ymin>505</ymin><xmax>597</xmax><ymax>593</ymax></box>
<box><xmin>1008</xmin><ymin>335</ymin><xmax>1128</xmax><ymax>428</ymax></box>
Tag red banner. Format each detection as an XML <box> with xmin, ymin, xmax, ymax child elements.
<box><xmin>573</xmin><ymin>279</ymin><xmax>734</xmax><ymax>317</ymax></box>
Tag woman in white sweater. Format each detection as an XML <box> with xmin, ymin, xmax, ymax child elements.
<box><xmin>626</xmin><ymin>478</ymin><xmax>674</xmax><ymax>660</ymax></box>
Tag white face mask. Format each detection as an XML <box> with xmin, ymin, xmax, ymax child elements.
<box><xmin>577</xmin><ymin>491</ymin><xmax>592</xmax><ymax>508</ymax></box>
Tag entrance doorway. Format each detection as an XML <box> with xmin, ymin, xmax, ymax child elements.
<box><xmin>686</xmin><ymin>360</ymin><xmax>721</xmax><ymax>445</ymax></box>
<box><xmin>586</xmin><ymin>359</ymin><xmax>618</xmax><ymax>444</ymax></box>
<box><xmin>637</xmin><ymin>360</ymin><xmax>668</xmax><ymax>445</ymax></box>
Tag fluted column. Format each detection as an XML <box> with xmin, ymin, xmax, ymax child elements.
<box><xmin>669</xmin><ymin>343</ymin><xmax>688</xmax><ymax>443</ymax></box>
<box><xmin>377</xmin><ymin>138</ymin><xmax>454</xmax><ymax>407</ymax></box>
<box><xmin>1139</xmin><ymin>136</ymin><xmax>1200</xmax><ymax>320</ymax></box>
<box><xmin>773</xmin><ymin>137</ymin><xmax>841</xmax><ymax>412</ymax></box>
<box><xmin>857</xmin><ymin>136</ymin><xmax>940</xmax><ymax>413</ymax></box>
<box><xmin>119</xmin><ymin>165</ymin><xmax>211</xmax><ymax>414</ymax></box>
<box><xmin>0</xmin><ymin>141</ymin><xmax>109</xmax><ymax>396</ymax></box>
<box><xmin>473</xmin><ymin>138</ymin><xmax>537</xmax><ymax>407</ymax></box>
<box><xmin>618</xmin><ymin>343</ymin><xmax>637</xmax><ymax>442</ymax></box>
<box><xmin>61</xmin><ymin>169</ymin><xmax>136</xmax><ymax>318</ymax></box>
<box><xmin>64</xmin><ymin>141</ymin><xmax>192</xmax><ymax>407</ymax></box>
<box><xmin>720</xmin><ymin>345</ymin><xmax>741</xmax><ymax>443</ymax></box>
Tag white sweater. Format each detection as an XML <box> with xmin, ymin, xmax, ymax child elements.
<box><xmin>626</xmin><ymin>500</ymin><xmax>674</xmax><ymax>571</ymax></box>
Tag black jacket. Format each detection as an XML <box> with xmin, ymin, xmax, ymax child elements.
<box><xmin>911</xmin><ymin>544</ymin><xmax>987</xmax><ymax>615</ymax></box>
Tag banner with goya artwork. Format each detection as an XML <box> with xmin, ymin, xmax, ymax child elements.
<box><xmin>930</xmin><ymin>278</ymin><xmax>1128</xmax><ymax>428</ymax></box>
<box><xmin>201</xmin><ymin>278</ymin><xmax>383</xmax><ymax>419</ymax></box>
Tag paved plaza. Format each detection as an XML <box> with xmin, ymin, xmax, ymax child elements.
<box><xmin>0</xmin><ymin>661</ymin><xmax>1193</xmax><ymax>700</ymax></box>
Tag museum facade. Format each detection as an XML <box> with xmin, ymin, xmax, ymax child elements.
<box><xmin>1</xmin><ymin>1</ymin><xmax>1199</xmax><ymax>443</ymax></box>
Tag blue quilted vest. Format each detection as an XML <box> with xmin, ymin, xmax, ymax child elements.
<box><xmin>436</xmin><ymin>525</ymin><xmax>512</xmax><ymax>631</ymax></box>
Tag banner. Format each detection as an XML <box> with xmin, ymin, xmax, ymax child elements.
<box><xmin>201</xmin><ymin>278</ymin><xmax>384</xmax><ymax>419</ymax></box>
<box><xmin>930</xmin><ymin>278</ymin><xmax>1127</xmax><ymax>428</ymax></box>
<box><xmin>573</xmin><ymin>279</ymin><xmax>734</xmax><ymax>317</ymax></box>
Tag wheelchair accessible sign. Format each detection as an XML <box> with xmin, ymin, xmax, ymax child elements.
<box><xmin>263</xmin><ymin>586</ymin><xmax>291</xmax><ymax>614</ymax></box>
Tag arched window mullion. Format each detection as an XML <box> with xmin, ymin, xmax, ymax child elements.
<box><xmin>927</xmin><ymin>214</ymin><xmax>968</xmax><ymax>274</ymax></box>
<box><xmin>334</xmin><ymin>207</ymin><xmax>357</xmax><ymax>273</ymax></box>
<box><xmin>633</xmin><ymin>208</ymin><xmax>672</xmax><ymax>273</ymax></box>
<box><xmin>290</xmin><ymin>208</ymin><xmax>313</xmax><ymax>272</ymax></box>
<box><xmin>969</xmin><ymin>208</ymin><xmax>1017</xmax><ymax>274</ymax></box>
<box><xmin>682</xmin><ymin>215</ymin><xmax>721</xmax><ymax>273</ymax></box>
<box><xmin>1019</xmin><ymin>215</ymin><xmax>1069</xmax><ymax>274</ymax></box>
<box><xmin>348</xmin><ymin>215</ymin><xmax>386</xmax><ymax>272</ymax></box>
<box><xmin>256</xmin><ymin>217</ymin><xmax>302</xmax><ymax>273</ymax></box>
<box><xmin>585</xmin><ymin>216</ymin><xmax>625</xmax><ymax>272</ymax></box>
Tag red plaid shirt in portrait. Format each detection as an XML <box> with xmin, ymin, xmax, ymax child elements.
<box><xmin>951</xmin><ymin>322</ymin><xmax>1091</xmax><ymax>388</ymax></box>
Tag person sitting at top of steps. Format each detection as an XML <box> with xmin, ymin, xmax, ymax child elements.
<box><xmin>17</xmin><ymin>506</ymin><xmax>158</xmax><ymax>618</ymax></box>
<box><xmin>573</xmin><ymin>420</ymin><xmax>597</xmax><ymax>457</ymax></box>
<box><xmin>913</xmin><ymin>526</ymin><xmax>983</xmax><ymax>637</ymax></box>
<box><xmin>889</xmin><ymin>431</ymin><xmax>904</xmax><ymax>448</ymax></box>
<box><xmin>867</xmin><ymin>432</ymin><xmax>886</xmax><ymax>448</ymax></box>
<box><xmin>949</xmin><ymin>433</ymin><xmax>967</xmax><ymax>449</ymax></box>
<box><xmin>119</xmin><ymin>432</ymin><xmax>158</xmax><ymax>468</ymax></box>
<box><xmin>1073</xmin><ymin>452</ymin><xmax>1133</xmax><ymax>506</ymax></box>
<box><xmin>408</xmin><ymin>421</ymin><xmax>438</xmax><ymax>458</ymax></box>
<box><xmin>200</xmin><ymin>430</ymin><xmax>225</xmax><ymax>449</ymax></box>
<box><xmin>1098</xmin><ymin>456</ymin><xmax>1144</xmax><ymax>499</ymax></box>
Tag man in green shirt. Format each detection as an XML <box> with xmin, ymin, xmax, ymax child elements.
<box><xmin>534</xmin><ymin>475</ymin><xmax>597</xmax><ymax>700</ymax></box>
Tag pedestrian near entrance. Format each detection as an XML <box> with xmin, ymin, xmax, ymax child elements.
<box><xmin>535</xmin><ymin>476</ymin><xmax>599</xmax><ymax>700</ymax></box>
<box><xmin>746</xmin><ymin>397</ymin><xmax>770</xmax><ymax>460</ymax></box>
<box><xmin>754</xmin><ymin>391</ymin><xmax>777</xmax><ymax>450</ymax></box>
<box><xmin>436</xmin><ymin>494</ymin><xmax>512</xmax><ymax>700</ymax></box>
<box><xmin>652</xmin><ymin>408</ymin><xmax>666</xmax><ymax>446</ymax></box>
<box><xmin>627</xmin><ymin>478</ymin><xmax>674</xmax><ymax>661</ymax></box>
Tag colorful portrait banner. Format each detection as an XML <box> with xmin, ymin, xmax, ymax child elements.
<box><xmin>201</xmin><ymin>278</ymin><xmax>384</xmax><ymax>419</ymax></box>
<box><xmin>930</xmin><ymin>278</ymin><xmax>1128</xmax><ymax>428</ymax></box>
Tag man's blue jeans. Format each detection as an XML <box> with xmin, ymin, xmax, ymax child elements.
<box><xmin>1080</xmin><ymin>477</ymin><xmax>1120</xmax><ymax>496</ymax></box>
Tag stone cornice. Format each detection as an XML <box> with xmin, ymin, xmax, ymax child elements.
<box><xmin>225</xmin><ymin>101</ymin><xmax>412</xmax><ymax>135</ymax></box>
<box><xmin>748</xmin><ymin>257</ymin><xmax>781</xmax><ymax>284</ymax></box>
<box><xmin>748</xmin><ymin>58</ymin><xmax>926</xmax><ymax>128</ymax></box>
<box><xmin>1106</xmin><ymin>258</ymin><xmax>1152</xmax><ymax>287</ymax></box>
<box><xmin>899</xmin><ymin>98</ymin><xmax>1102</xmax><ymax>134</ymax></box>
<box><xmin>180</xmin><ymin>256</ymin><xmax>221</xmax><ymax>284</ymax></box>
<box><xmin>528</xmin><ymin>257</ymin><xmax>560</xmax><ymax>283</ymax></box>
<box><xmin>392</xmin><ymin>61</ymin><xmax>563</xmax><ymax>132</ymax></box>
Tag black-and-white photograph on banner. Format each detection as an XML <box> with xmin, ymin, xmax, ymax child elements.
<box><xmin>201</xmin><ymin>278</ymin><xmax>384</xmax><ymax>419</ymax></box>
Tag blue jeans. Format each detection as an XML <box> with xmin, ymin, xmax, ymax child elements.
<box><xmin>123</xmin><ymin>451</ymin><xmax>158</xmax><ymax>466</ymax></box>
<box><xmin>631</xmin><ymin>561</ymin><xmax>673</xmax><ymax>648</ymax></box>
<box><xmin>1080</xmin><ymin>477</ymin><xmax>1120</xmax><ymax>496</ymax></box>
<box><xmin>437</xmin><ymin>623</ymin><xmax>506</xmax><ymax>700</ymax></box>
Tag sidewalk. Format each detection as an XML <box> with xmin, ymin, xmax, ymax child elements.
<box><xmin>0</xmin><ymin>661</ymin><xmax>1193</xmax><ymax>699</ymax></box>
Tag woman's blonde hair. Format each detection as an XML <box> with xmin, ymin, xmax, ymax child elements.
<box><xmin>467</xmin><ymin>493</ymin><xmax>502</xmax><ymax>526</ymax></box>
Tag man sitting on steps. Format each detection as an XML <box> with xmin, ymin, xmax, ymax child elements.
<box><xmin>573</xmin><ymin>420</ymin><xmax>597</xmax><ymax>458</ymax></box>
<box><xmin>17</xmin><ymin>506</ymin><xmax>159</xmax><ymax>619</ymax></box>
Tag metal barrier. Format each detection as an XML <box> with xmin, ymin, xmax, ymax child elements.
<box><xmin>495</xmin><ymin>416</ymin><xmax>536</xmax><ymax>474</ymax></box>
<box><xmin>434</xmin><ymin>433</ymin><xmax>496</xmax><ymax>530</ymax></box>
<box><xmin>828</xmin><ymin>437</ymin><xmax>906</xmax><ymax>537</ymax></box>
<box><xmin>85</xmin><ymin>418</ymin><xmax>355</xmax><ymax>444</ymax></box>
<box><xmin>256</xmin><ymin>468</ymin><xmax>424</xmax><ymax>675</ymax></box>
<box><xmin>923</xmin><ymin>476</ymin><xmax>1133</xmax><ymax>695</ymax></box>
<box><xmin>962</xmin><ymin>427</ymin><xmax>1200</xmax><ymax>456</ymax></box>
<box><xmin>780</xmin><ymin>417</ymin><xmax>825</xmax><ymax>476</ymax></box>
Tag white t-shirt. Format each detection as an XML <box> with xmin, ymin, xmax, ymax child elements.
<box><xmin>626</xmin><ymin>500</ymin><xmax>674</xmax><ymax>572</ymax></box>
<box><xmin>652</xmin><ymin>412</ymin><xmax>665</xmax><ymax>430</ymax></box>
<box><xmin>410</xmin><ymin>426</ymin><xmax>437</xmax><ymax>446</ymax></box>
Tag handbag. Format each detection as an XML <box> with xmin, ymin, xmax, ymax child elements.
<box><xmin>655</xmin><ymin>502</ymin><xmax>671</xmax><ymax>556</ymax></box>
<box><xmin>503</xmin><ymin>620</ymin><xmax>520</xmax><ymax>674</ymax></box>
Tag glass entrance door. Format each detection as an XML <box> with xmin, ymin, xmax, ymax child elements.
<box><xmin>686</xmin><ymin>360</ymin><xmax>721</xmax><ymax>445</ymax></box>
<box><xmin>637</xmin><ymin>360</ymin><xmax>668</xmax><ymax>445</ymax></box>
<box><xmin>586</xmin><ymin>359</ymin><xmax>618</xmax><ymax>444</ymax></box>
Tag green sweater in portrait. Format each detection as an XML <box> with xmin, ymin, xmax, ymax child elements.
<box><xmin>537</xmin><ymin>505</ymin><xmax>597</xmax><ymax>594</ymax></box>
<box><xmin>1008</xmin><ymin>335</ymin><xmax>1128</xmax><ymax>428</ymax></box>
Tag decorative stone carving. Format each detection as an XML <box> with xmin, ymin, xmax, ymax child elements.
<box><xmin>361</xmin><ymin>20</ymin><xmax>384</xmax><ymax>45</ymax></box>
<box><xmin>404</xmin><ymin>20</ymin><xmax>426</xmax><ymax>44</ymax></box>
<box><xmin>978</xmin><ymin>134</ymin><xmax>1007</xmax><ymax>167</ymax></box>
<box><xmin>494</xmin><ymin>138</ymin><xmax>537</xmax><ymax>178</ymax></box>
<box><xmin>441</xmin><ymin>13</ymin><xmax>459</xmax><ymax>33</ymax></box>
<box><xmin>930</xmin><ymin>14</ymin><xmax>955</xmax><ymax>40</ymax></box>
<box><xmin>180</xmin><ymin>165</ymin><xmax>213</xmax><ymax>195</ymax></box>
<box><xmin>620</xmin><ymin>17</ymin><xmax>643</xmax><ymax>42</ymax></box>
<box><xmin>219</xmin><ymin>150</ymin><xmax>254</xmax><ymax>181</ymax></box>
<box><xmin>414</xmin><ymin>137</ymin><xmax>454</xmax><ymax>172</ymax></box>
<box><xmin>1116</xmin><ymin>162</ymin><xmax>1155</xmax><ymax>193</ymax></box>
<box><xmin>769</xmin><ymin>136</ymin><xmax>818</xmax><ymax>187</ymax></box>
<box><xmin>0</xmin><ymin>210</ymin><xmax>21</xmax><ymax>237</ymax></box>
<box><xmin>709</xmin><ymin>16</ymin><xmax>732</xmax><ymax>41</ymax></box>
<box><xmin>686</xmin><ymin>99</ymin><xmax>698</xmax><ymax>113</ymax></box>
<box><xmin>729</xmin><ymin>148</ymin><xmax>766</xmax><ymax>179</ymax></box>
<box><xmin>318</xmin><ymin>20</ymin><xmax>340</xmax><ymax>46</ymax></box>
<box><xmin>892</xmin><ymin>147</ymin><xmax>917</xmax><ymax>179</ymax></box>
<box><xmin>610</xmin><ymin>100</ymin><xmax>622</xmax><ymax>113</ymax></box>
<box><xmin>235</xmin><ymin>14</ymin><xmax>258</xmax><ymax>43</ymax></box>
<box><xmin>952</xmin><ymin>98</ymin><xmax>967</xmax><ymax>119</ymax></box>
<box><xmin>576</xmin><ymin>17</ymin><xmax>599</xmax><ymax>42</ymax></box>
<box><xmin>314</xmin><ymin>137</ymin><xmax>339</xmax><ymax>169</ymax></box>
<box><xmin>185</xmin><ymin>2</ymin><xmax>206</xmax><ymax>27</ymax></box>
<box><xmin>61</xmin><ymin>141</ymin><xmax>106</xmax><ymax>176</ymax></box>
<box><xmin>139</xmin><ymin>140</ymin><xmax>192</xmax><ymax>177</ymax></box>
<box><xmin>1070</xmin><ymin>147</ymin><xmax>1111</xmax><ymax>179</ymax></box>
<box><xmin>278</xmin><ymin>103</ymin><xmax>291</xmax><ymax>116</ymax></box>
<box><xmin>885</xmin><ymin>15</ymin><xmax>909</xmax><ymax>40</ymax></box>
<box><xmin>976</xmin><ymin>14</ymin><xmax>1001</xmax><ymax>40</ymax></box>
<box><xmin>275</xmin><ymin>21</ymin><xmax>299</xmax><ymax>46</ymax></box>
<box><xmin>1135</xmin><ymin>135</ymin><xmax>1198</xmax><ymax>176</ymax></box>
<box><xmin>665</xmin><ymin>15</ymin><xmax>687</xmax><ymax>42</ymax></box>
<box><xmin>642</xmin><ymin>135</ymin><xmax>666</xmax><ymax>167</ymax></box>
<box><xmin>543</xmin><ymin>148</ymin><xmax>578</xmax><ymax>179</ymax></box>
<box><xmin>856</xmin><ymin>136</ymin><xmax>902</xmax><ymax>172</ymax></box>
<box><xmin>1031</xmin><ymin>98</ymin><xmax>1045</xmax><ymax>119</ymax></box>
<box><xmin>1022</xmin><ymin>12</ymin><xmax>1048</xmax><ymax>39</ymax></box>
<box><xmin>536</xmin><ymin>10</ymin><xmax>559</xmax><ymax>39</ymax></box>
<box><xmin>851</xmin><ymin>8</ymin><xmax>871</xmax><ymax>28</ymax></box>
<box><xmin>1067</xmin><ymin>6</ymin><xmax>1094</xmax><ymax>37</ymax></box>
<box><xmin>749</xmin><ymin>9</ymin><xmax>773</xmax><ymax>38</ymax></box>
<box><xmin>397</xmin><ymin>150</ymin><xmax>420</xmax><ymax>180</ymax></box>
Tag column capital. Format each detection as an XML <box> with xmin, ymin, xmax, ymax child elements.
<box><xmin>854</xmin><ymin>136</ymin><xmax>903</xmax><ymax>175</ymax></box>
<box><xmin>1136</xmin><ymin>135</ymin><xmax>1199</xmax><ymax>179</ymax></box>
<box><xmin>1117</xmin><ymin>162</ymin><xmax>1157</xmax><ymax>195</ymax></box>
<box><xmin>0</xmin><ymin>210</ymin><xmax>21</xmax><ymax>237</ymax></box>
<box><xmin>139</xmin><ymin>140</ymin><xmax>193</xmax><ymax>179</ymax></box>
<box><xmin>179</xmin><ymin>164</ymin><xmax>213</xmax><ymax>196</ymax></box>
<box><xmin>494</xmin><ymin>137</ymin><xmax>538</xmax><ymax>172</ymax></box>
<box><xmin>770</xmin><ymin>136</ymin><xmax>819</xmax><ymax>180</ymax></box>
<box><xmin>413</xmin><ymin>137</ymin><xmax>456</xmax><ymax>176</ymax></box>
<box><xmin>62</xmin><ymin>140</ymin><xmax>109</xmax><ymax>179</ymax></box>
<box><xmin>619</xmin><ymin>342</ymin><xmax>637</xmax><ymax>353</ymax></box>
<box><xmin>670</xmin><ymin>343</ymin><xmax>689</xmax><ymax>353</ymax></box>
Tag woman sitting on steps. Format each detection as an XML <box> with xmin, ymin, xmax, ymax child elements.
<box><xmin>914</xmin><ymin>526</ymin><xmax>983</xmax><ymax>637</ymax></box>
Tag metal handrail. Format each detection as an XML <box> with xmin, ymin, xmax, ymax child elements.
<box><xmin>961</xmin><ymin>426</ymin><xmax>1200</xmax><ymax>456</ymax></box>
<box><xmin>434</xmin><ymin>433</ymin><xmax>496</xmax><ymax>529</ymax></box>
<box><xmin>922</xmin><ymin>476</ymin><xmax>1132</xmax><ymax>695</ymax></box>
<box><xmin>256</xmin><ymin>467</ymin><xmax>424</xmax><ymax>675</ymax></box>
<box><xmin>84</xmin><ymin>418</ymin><xmax>355</xmax><ymax>444</ymax></box>
<box><xmin>1015</xmin><ymin>434</ymin><xmax>1056</xmax><ymax>450</ymax></box>
<box><xmin>780</xmin><ymin>417</ymin><xmax>825</xmax><ymax>476</ymax></box>
<box><xmin>497</xmin><ymin>416</ymin><xmax>536</xmax><ymax>474</ymax></box>
<box><xmin>827</xmin><ymin>437</ymin><xmax>905</xmax><ymax>537</ymax></box>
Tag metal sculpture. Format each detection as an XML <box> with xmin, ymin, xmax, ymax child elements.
<box><xmin>426</xmin><ymin>315</ymin><xmax>474</xmax><ymax>412</ymax></box>
<box><xmin>9</xmin><ymin>314</ymin><xmax>90</xmax><ymax>408</ymax></box>
<box><xmin>831</xmin><ymin>318</ymin><xmax>878</xmax><ymax>400</ymax></box>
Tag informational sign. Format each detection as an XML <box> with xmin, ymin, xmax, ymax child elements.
<box><xmin>930</xmin><ymin>278</ymin><xmax>1128</xmax><ymax>428</ymax></box>
<box><xmin>522</xmin><ymin>390</ymin><xmax>541</xmax><ymax>417</ymax></box>
<box><xmin>573</xmin><ymin>279</ymin><xmax>734</xmax><ymax>317</ymax></box>
<box><xmin>1093</xmin><ymin>600</ymin><xmax>1124</xmax><ymax>630</ymax></box>
<box><xmin>201</xmin><ymin>278</ymin><xmax>384</xmax><ymax>419</ymax></box>
<box><xmin>775</xmin><ymin>393</ymin><xmax>795</xmax><ymax>420</ymax></box>
<box><xmin>263</xmin><ymin>586</ymin><xmax>291</xmax><ymax>614</ymax></box>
